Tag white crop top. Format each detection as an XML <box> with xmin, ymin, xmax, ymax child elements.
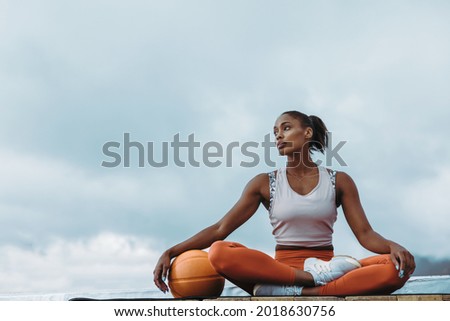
<box><xmin>268</xmin><ymin>166</ymin><xmax>337</xmax><ymax>247</ymax></box>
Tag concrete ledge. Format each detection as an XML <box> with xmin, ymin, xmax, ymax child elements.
<box><xmin>68</xmin><ymin>294</ymin><xmax>450</xmax><ymax>301</ymax></box>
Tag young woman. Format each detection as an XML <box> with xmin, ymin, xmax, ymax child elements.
<box><xmin>153</xmin><ymin>111</ymin><xmax>415</xmax><ymax>296</ymax></box>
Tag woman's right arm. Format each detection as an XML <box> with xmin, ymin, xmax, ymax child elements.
<box><xmin>153</xmin><ymin>173</ymin><xmax>267</xmax><ymax>293</ymax></box>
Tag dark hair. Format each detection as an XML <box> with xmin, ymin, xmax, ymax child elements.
<box><xmin>281</xmin><ymin>110</ymin><xmax>328</xmax><ymax>154</ymax></box>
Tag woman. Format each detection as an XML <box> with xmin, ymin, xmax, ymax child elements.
<box><xmin>153</xmin><ymin>110</ymin><xmax>415</xmax><ymax>296</ymax></box>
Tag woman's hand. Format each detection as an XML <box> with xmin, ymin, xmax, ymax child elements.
<box><xmin>389</xmin><ymin>243</ymin><xmax>416</xmax><ymax>279</ymax></box>
<box><xmin>153</xmin><ymin>251</ymin><xmax>172</xmax><ymax>293</ymax></box>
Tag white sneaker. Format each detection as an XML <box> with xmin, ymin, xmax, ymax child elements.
<box><xmin>253</xmin><ymin>284</ymin><xmax>303</xmax><ymax>296</ymax></box>
<box><xmin>304</xmin><ymin>255</ymin><xmax>361</xmax><ymax>286</ymax></box>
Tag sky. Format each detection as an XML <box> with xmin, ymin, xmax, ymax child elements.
<box><xmin>1</xmin><ymin>0</ymin><xmax>450</xmax><ymax>295</ymax></box>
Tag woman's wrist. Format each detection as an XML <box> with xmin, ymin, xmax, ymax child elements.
<box><xmin>388</xmin><ymin>241</ymin><xmax>402</xmax><ymax>252</ymax></box>
<box><xmin>164</xmin><ymin>248</ymin><xmax>175</xmax><ymax>259</ymax></box>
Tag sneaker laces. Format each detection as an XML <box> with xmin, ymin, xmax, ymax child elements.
<box><xmin>312</xmin><ymin>262</ymin><xmax>332</xmax><ymax>274</ymax></box>
<box><xmin>284</xmin><ymin>285</ymin><xmax>303</xmax><ymax>296</ymax></box>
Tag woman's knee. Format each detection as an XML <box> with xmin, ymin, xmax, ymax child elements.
<box><xmin>379</xmin><ymin>258</ymin><xmax>409</xmax><ymax>291</ymax></box>
<box><xmin>208</xmin><ymin>241</ymin><xmax>232</xmax><ymax>271</ymax></box>
<box><xmin>362</xmin><ymin>254</ymin><xmax>408</xmax><ymax>292</ymax></box>
<box><xmin>209</xmin><ymin>240</ymin><xmax>226</xmax><ymax>257</ymax></box>
<box><xmin>208</xmin><ymin>240</ymin><xmax>244</xmax><ymax>273</ymax></box>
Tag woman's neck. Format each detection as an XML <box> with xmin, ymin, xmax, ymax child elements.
<box><xmin>286</xmin><ymin>152</ymin><xmax>317</xmax><ymax>174</ymax></box>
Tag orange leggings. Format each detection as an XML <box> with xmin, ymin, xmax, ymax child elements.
<box><xmin>208</xmin><ymin>241</ymin><xmax>408</xmax><ymax>296</ymax></box>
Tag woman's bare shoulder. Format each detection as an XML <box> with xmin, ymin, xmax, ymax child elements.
<box><xmin>249</xmin><ymin>171</ymin><xmax>271</xmax><ymax>186</ymax></box>
<box><xmin>333</xmin><ymin>170</ymin><xmax>357</xmax><ymax>190</ymax></box>
<box><xmin>245</xmin><ymin>170</ymin><xmax>277</xmax><ymax>196</ymax></box>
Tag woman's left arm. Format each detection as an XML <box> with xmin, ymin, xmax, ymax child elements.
<box><xmin>337</xmin><ymin>172</ymin><xmax>416</xmax><ymax>278</ymax></box>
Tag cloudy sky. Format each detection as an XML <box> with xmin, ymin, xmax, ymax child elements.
<box><xmin>1</xmin><ymin>0</ymin><xmax>450</xmax><ymax>295</ymax></box>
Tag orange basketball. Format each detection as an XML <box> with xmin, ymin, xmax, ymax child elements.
<box><xmin>168</xmin><ymin>250</ymin><xmax>225</xmax><ymax>298</ymax></box>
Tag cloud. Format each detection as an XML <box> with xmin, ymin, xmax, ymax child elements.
<box><xmin>399</xmin><ymin>166</ymin><xmax>450</xmax><ymax>258</ymax></box>
<box><xmin>0</xmin><ymin>232</ymin><xmax>162</xmax><ymax>294</ymax></box>
<box><xmin>0</xmin><ymin>148</ymin><xmax>190</xmax><ymax>244</ymax></box>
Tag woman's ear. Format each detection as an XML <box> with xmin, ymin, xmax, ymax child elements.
<box><xmin>305</xmin><ymin>127</ymin><xmax>313</xmax><ymax>139</ymax></box>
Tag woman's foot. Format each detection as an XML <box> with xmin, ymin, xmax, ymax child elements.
<box><xmin>253</xmin><ymin>284</ymin><xmax>303</xmax><ymax>296</ymax></box>
<box><xmin>304</xmin><ymin>255</ymin><xmax>361</xmax><ymax>286</ymax></box>
<box><xmin>253</xmin><ymin>256</ymin><xmax>361</xmax><ymax>296</ymax></box>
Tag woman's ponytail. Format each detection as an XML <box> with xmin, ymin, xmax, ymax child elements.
<box><xmin>308</xmin><ymin>115</ymin><xmax>328</xmax><ymax>153</ymax></box>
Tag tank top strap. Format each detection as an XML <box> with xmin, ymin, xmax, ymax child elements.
<box><xmin>326</xmin><ymin>168</ymin><xmax>337</xmax><ymax>189</ymax></box>
<box><xmin>268</xmin><ymin>170</ymin><xmax>277</xmax><ymax>212</ymax></box>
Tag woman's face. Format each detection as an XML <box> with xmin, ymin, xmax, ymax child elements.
<box><xmin>273</xmin><ymin>114</ymin><xmax>312</xmax><ymax>155</ymax></box>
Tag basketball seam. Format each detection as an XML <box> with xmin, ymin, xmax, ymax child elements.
<box><xmin>170</xmin><ymin>275</ymin><xmax>224</xmax><ymax>282</ymax></box>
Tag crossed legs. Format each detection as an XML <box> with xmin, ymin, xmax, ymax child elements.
<box><xmin>208</xmin><ymin>241</ymin><xmax>408</xmax><ymax>296</ymax></box>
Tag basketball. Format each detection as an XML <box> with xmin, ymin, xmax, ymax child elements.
<box><xmin>168</xmin><ymin>250</ymin><xmax>225</xmax><ymax>298</ymax></box>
